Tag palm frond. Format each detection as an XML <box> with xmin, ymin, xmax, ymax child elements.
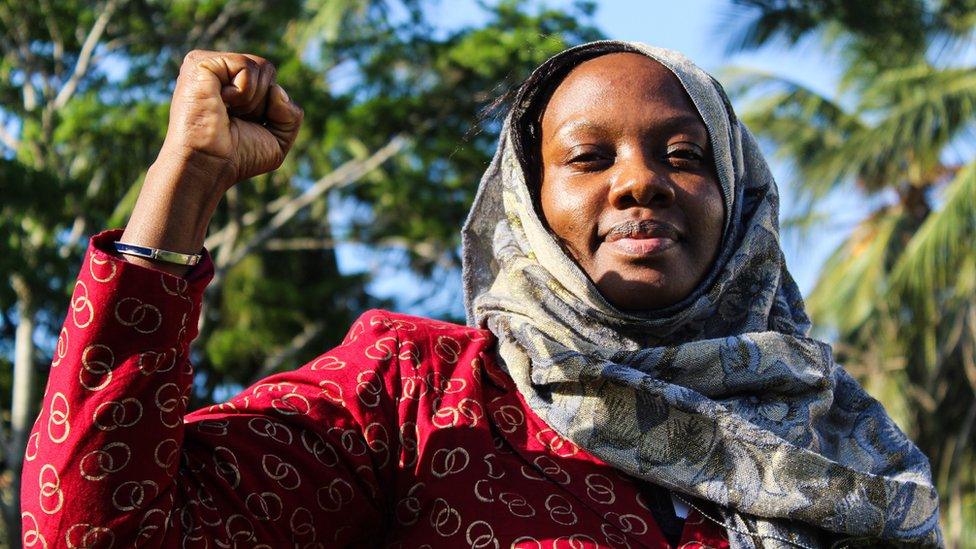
<box><xmin>721</xmin><ymin>5</ymin><xmax>976</xmax><ymax>545</ymax></box>
<box><xmin>727</xmin><ymin>68</ymin><xmax>865</xmax><ymax>199</ymax></box>
<box><xmin>806</xmin><ymin>208</ymin><xmax>905</xmax><ymax>335</ymax></box>
<box><xmin>719</xmin><ymin>2</ymin><xmax>821</xmax><ymax>54</ymax></box>
<box><xmin>734</xmin><ymin>64</ymin><xmax>976</xmax><ymax>198</ymax></box>
<box><xmin>890</xmin><ymin>159</ymin><xmax>976</xmax><ymax>298</ymax></box>
<box><xmin>288</xmin><ymin>0</ymin><xmax>377</xmax><ymax>51</ymax></box>
<box><xmin>837</xmin><ymin>65</ymin><xmax>976</xmax><ymax>190</ymax></box>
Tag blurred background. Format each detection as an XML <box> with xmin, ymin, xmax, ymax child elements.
<box><xmin>1</xmin><ymin>0</ymin><xmax>974</xmax><ymax>546</ymax></box>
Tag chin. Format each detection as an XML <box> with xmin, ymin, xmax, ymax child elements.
<box><xmin>596</xmin><ymin>273</ymin><xmax>683</xmax><ymax>312</ymax></box>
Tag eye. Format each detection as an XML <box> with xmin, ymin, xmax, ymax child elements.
<box><xmin>665</xmin><ymin>143</ymin><xmax>707</xmax><ymax>168</ymax></box>
<box><xmin>566</xmin><ymin>146</ymin><xmax>612</xmax><ymax>170</ymax></box>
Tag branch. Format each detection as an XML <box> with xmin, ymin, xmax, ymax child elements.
<box><xmin>206</xmin><ymin>135</ymin><xmax>407</xmax><ymax>273</ymax></box>
<box><xmin>87</xmin><ymin>41</ymin><xmax>134</xmax><ymax>72</ymax></box>
<box><xmin>206</xmin><ymin>135</ymin><xmax>405</xmax><ymax>251</ymax></box>
<box><xmin>196</xmin><ymin>0</ymin><xmax>245</xmax><ymax>48</ymax></box>
<box><xmin>263</xmin><ymin>237</ymin><xmax>341</xmax><ymax>251</ymax></box>
<box><xmin>59</xmin><ymin>169</ymin><xmax>107</xmax><ymax>258</ymax></box>
<box><xmin>40</xmin><ymin>0</ymin><xmax>65</xmax><ymax>75</ymax></box>
<box><xmin>51</xmin><ymin>0</ymin><xmax>122</xmax><ymax>111</ymax></box>
<box><xmin>263</xmin><ymin>234</ymin><xmax>454</xmax><ymax>271</ymax></box>
<box><xmin>100</xmin><ymin>35</ymin><xmax>137</xmax><ymax>52</ymax></box>
<box><xmin>205</xmin><ymin>189</ymin><xmax>303</xmax><ymax>250</ymax></box>
<box><xmin>250</xmin><ymin>320</ymin><xmax>324</xmax><ymax>383</ymax></box>
<box><xmin>0</xmin><ymin>123</ymin><xmax>19</xmax><ymax>152</ymax></box>
<box><xmin>213</xmin><ymin>186</ymin><xmax>242</xmax><ymax>268</ymax></box>
<box><xmin>0</xmin><ymin>4</ymin><xmax>41</xmax><ymax>111</ymax></box>
<box><xmin>963</xmin><ymin>307</ymin><xmax>976</xmax><ymax>396</ymax></box>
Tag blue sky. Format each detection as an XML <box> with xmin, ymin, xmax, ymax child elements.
<box><xmin>336</xmin><ymin>0</ymin><xmax>863</xmax><ymax>317</ymax></box>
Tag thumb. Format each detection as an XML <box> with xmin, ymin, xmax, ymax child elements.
<box><xmin>264</xmin><ymin>84</ymin><xmax>303</xmax><ymax>153</ymax></box>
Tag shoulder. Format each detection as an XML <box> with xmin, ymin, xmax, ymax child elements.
<box><xmin>336</xmin><ymin>309</ymin><xmax>496</xmax><ymax>394</ymax></box>
<box><xmin>298</xmin><ymin>309</ymin><xmax>495</xmax><ymax>383</ymax></box>
<box><xmin>348</xmin><ymin>308</ymin><xmax>494</xmax><ymax>350</ymax></box>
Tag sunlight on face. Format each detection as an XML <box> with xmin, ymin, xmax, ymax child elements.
<box><xmin>539</xmin><ymin>53</ymin><xmax>724</xmax><ymax>311</ymax></box>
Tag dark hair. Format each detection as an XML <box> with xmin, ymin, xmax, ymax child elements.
<box><xmin>508</xmin><ymin>42</ymin><xmax>643</xmax><ymax>196</ymax></box>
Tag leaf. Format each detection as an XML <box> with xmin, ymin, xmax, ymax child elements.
<box><xmin>806</xmin><ymin>209</ymin><xmax>904</xmax><ymax>335</ymax></box>
<box><xmin>890</xmin><ymin>159</ymin><xmax>976</xmax><ymax>297</ymax></box>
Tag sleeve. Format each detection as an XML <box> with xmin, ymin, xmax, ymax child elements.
<box><xmin>21</xmin><ymin>229</ymin><xmax>403</xmax><ymax>548</ymax></box>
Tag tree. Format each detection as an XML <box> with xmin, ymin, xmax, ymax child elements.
<box><xmin>724</xmin><ymin>1</ymin><xmax>976</xmax><ymax>545</ymax></box>
<box><xmin>0</xmin><ymin>0</ymin><xmax>601</xmax><ymax>544</ymax></box>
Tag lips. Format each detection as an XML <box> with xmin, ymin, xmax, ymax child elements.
<box><xmin>603</xmin><ymin>219</ymin><xmax>680</xmax><ymax>257</ymax></box>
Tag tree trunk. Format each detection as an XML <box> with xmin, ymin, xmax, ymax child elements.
<box><xmin>6</xmin><ymin>276</ymin><xmax>35</xmax><ymax>549</ymax></box>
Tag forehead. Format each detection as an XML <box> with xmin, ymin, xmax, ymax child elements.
<box><xmin>541</xmin><ymin>52</ymin><xmax>704</xmax><ymax>137</ymax></box>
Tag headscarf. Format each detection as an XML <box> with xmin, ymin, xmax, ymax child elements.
<box><xmin>461</xmin><ymin>41</ymin><xmax>942</xmax><ymax>547</ymax></box>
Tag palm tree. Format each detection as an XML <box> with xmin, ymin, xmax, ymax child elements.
<box><xmin>723</xmin><ymin>1</ymin><xmax>976</xmax><ymax>545</ymax></box>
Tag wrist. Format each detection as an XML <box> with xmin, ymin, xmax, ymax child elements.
<box><xmin>121</xmin><ymin>155</ymin><xmax>228</xmax><ymax>276</ymax></box>
<box><xmin>137</xmin><ymin>162</ymin><xmax>220</xmax><ymax>243</ymax></box>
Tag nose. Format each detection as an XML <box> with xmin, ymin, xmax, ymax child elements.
<box><xmin>607</xmin><ymin>153</ymin><xmax>675</xmax><ymax>209</ymax></box>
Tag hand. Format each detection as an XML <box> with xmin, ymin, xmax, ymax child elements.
<box><xmin>164</xmin><ymin>50</ymin><xmax>304</xmax><ymax>188</ymax></box>
<box><xmin>120</xmin><ymin>51</ymin><xmax>304</xmax><ymax>276</ymax></box>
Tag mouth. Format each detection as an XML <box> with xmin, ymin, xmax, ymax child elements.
<box><xmin>603</xmin><ymin>219</ymin><xmax>680</xmax><ymax>257</ymax></box>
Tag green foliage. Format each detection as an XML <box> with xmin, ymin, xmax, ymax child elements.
<box><xmin>728</xmin><ymin>1</ymin><xmax>976</xmax><ymax>544</ymax></box>
<box><xmin>724</xmin><ymin>0</ymin><xmax>971</xmax><ymax>71</ymax></box>
<box><xmin>892</xmin><ymin>161</ymin><xmax>976</xmax><ymax>297</ymax></box>
<box><xmin>0</xmin><ymin>0</ymin><xmax>603</xmax><ymax>543</ymax></box>
<box><xmin>806</xmin><ymin>209</ymin><xmax>905</xmax><ymax>334</ymax></box>
<box><xmin>328</xmin><ymin>0</ymin><xmax>601</xmax><ymax>275</ymax></box>
<box><xmin>0</xmin><ymin>159</ymin><xmax>74</xmax><ymax>314</ymax></box>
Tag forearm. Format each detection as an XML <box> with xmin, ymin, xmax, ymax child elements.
<box><xmin>120</xmin><ymin>147</ymin><xmax>232</xmax><ymax>276</ymax></box>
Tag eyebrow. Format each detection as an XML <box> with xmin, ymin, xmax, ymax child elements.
<box><xmin>548</xmin><ymin>114</ymin><xmax>708</xmax><ymax>144</ymax></box>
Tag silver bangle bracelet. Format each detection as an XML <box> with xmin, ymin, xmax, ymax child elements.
<box><xmin>113</xmin><ymin>241</ymin><xmax>202</xmax><ymax>266</ymax></box>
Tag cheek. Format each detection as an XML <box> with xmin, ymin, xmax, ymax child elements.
<box><xmin>540</xmin><ymin>176</ymin><xmax>602</xmax><ymax>250</ymax></box>
<box><xmin>691</xmin><ymin>178</ymin><xmax>725</xmax><ymax>257</ymax></box>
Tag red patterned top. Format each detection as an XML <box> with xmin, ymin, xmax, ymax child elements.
<box><xmin>22</xmin><ymin>230</ymin><xmax>730</xmax><ymax>548</ymax></box>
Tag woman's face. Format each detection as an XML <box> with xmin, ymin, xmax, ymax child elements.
<box><xmin>539</xmin><ymin>52</ymin><xmax>724</xmax><ymax>311</ymax></box>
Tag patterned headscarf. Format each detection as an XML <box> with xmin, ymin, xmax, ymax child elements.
<box><xmin>461</xmin><ymin>41</ymin><xmax>942</xmax><ymax>547</ymax></box>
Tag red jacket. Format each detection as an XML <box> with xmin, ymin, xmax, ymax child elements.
<box><xmin>22</xmin><ymin>230</ymin><xmax>729</xmax><ymax>548</ymax></box>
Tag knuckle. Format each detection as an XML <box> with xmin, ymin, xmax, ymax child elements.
<box><xmin>180</xmin><ymin>52</ymin><xmax>198</xmax><ymax>71</ymax></box>
<box><xmin>241</xmin><ymin>57</ymin><xmax>260</xmax><ymax>71</ymax></box>
<box><xmin>247</xmin><ymin>55</ymin><xmax>276</xmax><ymax>78</ymax></box>
<box><xmin>183</xmin><ymin>49</ymin><xmax>212</xmax><ymax>64</ymax></box>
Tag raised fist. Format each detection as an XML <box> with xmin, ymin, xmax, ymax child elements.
<box><xmin>164</xmin><ymin>50</ymin><xmax>304</xmax><ymax>188</ymax></box>
<box><xmin>120</xmin><ymin>50</ymin><xmax>305</xmax><ymax>275</ymax></box>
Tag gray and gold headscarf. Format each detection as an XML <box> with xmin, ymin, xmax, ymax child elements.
<box><xmin>462</xmin><ymin>41</ymin><xmax>942</xmax><ymax>547</ymax></box>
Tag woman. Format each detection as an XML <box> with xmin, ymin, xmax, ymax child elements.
<box><xmin>22</xmin><ymin>41</ymin><xmax>941</xmax><ymax>548</ymax></box>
